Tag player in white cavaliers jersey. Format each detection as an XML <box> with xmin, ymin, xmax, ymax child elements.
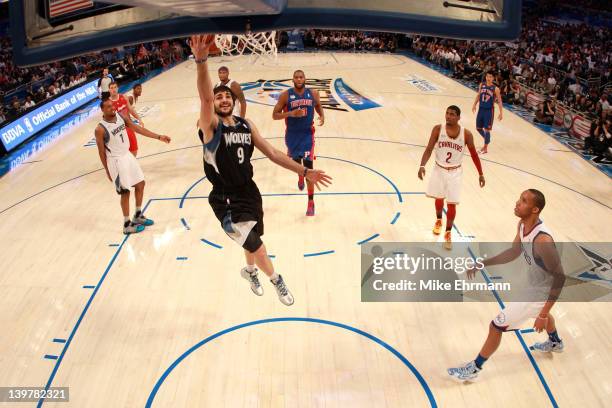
<box><xmin>216</xmin><ymin>66</ymin><xmax>247</xmax><ymax>117</ymax></box>
<box><xmin>95</xmin><ymin>98</ymin><xmax>171</xmax><ymax>234</ymax></box>
<box><xmin>418</xmin><ymin>105</ymin><xmax>485</xmax><ymax>249</ymax></box>
<box><xmin>448</xmin><ymin>189</ymin><xmax>566</xmax><ymax>381</ymax></box>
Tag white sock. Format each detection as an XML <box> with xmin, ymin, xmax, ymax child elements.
<box><xmin>246</xmin><ymin>264</ymin><xmax>255</xmax><ymax>273</ymax></box>
<box><xmin>270</xmin><ymin>272</ymin><xmax>279</xmax><ymax>282</ymax></box>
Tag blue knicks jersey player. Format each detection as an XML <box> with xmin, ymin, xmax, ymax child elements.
<box><xmin>273</xmin><ymin>70</ymin><xmax>325</xmax><ymax>216</ymax></box>
<box><xmin>472</xmin><ymin>71</ymin><xmax>503</xmax><ymax>154</ymax></box>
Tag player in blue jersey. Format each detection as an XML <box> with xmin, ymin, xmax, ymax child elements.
<box><xmin>472</xmin><ymin>72</ymin><xmax>503</xmax><ymax>154</ymax></box>
<box><xmin>273</xmin><ymin>70</ymin><xmax>325</xmax><ymax>216</ymax></box>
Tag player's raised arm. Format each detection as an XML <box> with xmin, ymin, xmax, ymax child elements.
<box><xmin>190</xmin><ymin>34</ymin><xmax>218</xmax><ymax>142</ymax></box>
<box><xmin>464</xmin><ymin>129</ymin><xmax>485</xmax><ymax>187</ymax></box>
<box><xmin>122</xmin><ymin>113</ymin><xmax>170</xmax><ymax>143</ymax></box>
<box><xmin>472</xmin><ymin>83</ymin><xmax>482</xmax><ymax>114</ymax></box>
<box><xmin>249</xmin><ymin>119</ymin><xmax>332</xmax><ymax>190</ymax></box>
<box><xmin>313</xmin><ymin>89</ymin><xmax>325</xmax><ymax>126</ymax></box>
<box><xmin>230</xmin><ymin>81</ymin><xmax>247</xmax><ymax>118</ymax></box>
<box><xmin>417</xmin><ymin>125</ymin><xmax>441</xmax><ymax>180</ymax></box>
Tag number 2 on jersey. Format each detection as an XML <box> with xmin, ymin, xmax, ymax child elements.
<box><xmin>445</xmin><ymin>152</ymin><xmax>452</xmax><ymax>163</ymax></box>
<box><xmin>237</xmin><ymin>147</ymin><xmax>244</xmax><ymax>164</ymax></box>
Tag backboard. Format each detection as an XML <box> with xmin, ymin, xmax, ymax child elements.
<box><xmin>10</xmin><ymin>0</ymin><xmax>521</xmax><ymax>66</ymax></box>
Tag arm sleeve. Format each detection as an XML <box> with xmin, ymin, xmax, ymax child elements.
<box><xmin>468</xmin><ymin>144</ymin><xmax>483</xmax><ymax>175</ymax></box>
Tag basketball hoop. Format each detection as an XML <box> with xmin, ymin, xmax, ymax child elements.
<box><xmin>214</xmin><ymin>32</ymin><xmax>277</xmax><ymax>58</ymax></box>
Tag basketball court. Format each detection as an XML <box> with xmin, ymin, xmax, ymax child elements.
<box><xmin>1</xmin><ymin>1</ymin><xmax>611</xmax><ymax>407</ymax></box>
<box><xmin>1</xmin><ymin>51</ymin><xmax>610</xmax><ymax>407</ymax></box>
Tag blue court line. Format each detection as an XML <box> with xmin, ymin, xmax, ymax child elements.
<box><xmin>52</xmin><ymin>339</ymin><xmax>66</xmax><ymax>343</ymax></box>
<box><xmin>178</xmin><ymin>175</ymin><xmax>207</xmax><ymax>209</ymax></box>
<box><xmin>515</xmin><ymin>331</ymin><xmax>559</xmax><ymax>408</ymax></box>
<box><xmin>108</xmin><ymin>243</ymin><xmax>119</xmax><ymax>247</ymax></box>
<box><xmin>520</xmin><ymin>328</ymin><xmax>536</xmax><ymax>334</ymax></box>
<box><xmin>304</xmin><ymin>250</ymin><xmax>335</xmax><ymax>257</ymax></box>
<box><xmin>180</xmin><ymin>218</ymin><xmax>190</xmax><ymax>230</ymax></box>
<box><xmin>145</xmin><ymin>317</ymin><xmax>437</xmax><ymax>408</ymax></box>
<box><xmin>82</xmin><ymin>285</ymin><xmax>95</xmax><ymax>289</ymax></box>
<box><xmin>318</xmin><ymin>155</ymin><xmax>403</xmax><ymax>203</ymax></box>
<box><xmin>44</xmin><ymin>355</ymin><xmax>58</xmax><ymax>360</ymax></box>
<box><xmin>390</xmin><ymin>212</ymin><xmax>401</xmax><ymax>225</ymax></box>
<box><xmin>36</xmin><ymin>199</ymin><xmax>153</xmax><ymax>407</ymax></box>
<box><xmin>200</xmin><ymin>239</ymin><xmax>223</xmax><ymax>249</ymax></box>
<box><xmin>176</xmin><ymin>257</ymin><xmax>188</xmax><ymax>261</ymax></box>
<box><xmin>357</xmin><ymin>233</ymin><xmax>380</xmax><ymax>245</ymax></box>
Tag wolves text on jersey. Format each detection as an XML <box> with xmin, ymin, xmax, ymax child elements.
<box><xmin>111</xmin><ymin>123</ymin><xmax>126</xmax><ymax>136</ymax></box>
<box><xmin>224</xmin><ymin>131</ymin><xmax>252</xmax><ymax>146</ymax></box>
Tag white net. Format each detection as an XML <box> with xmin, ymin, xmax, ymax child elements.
<box><xmin>214</xmin><ymin>32</ymin><xmax>277</xmax><ymax>58</ymax></box>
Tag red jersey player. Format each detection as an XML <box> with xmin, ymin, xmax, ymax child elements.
<box><xmin>109</xmin><ymin>82</ymin><xmax>143</xmax><ymax>156</ymax></box>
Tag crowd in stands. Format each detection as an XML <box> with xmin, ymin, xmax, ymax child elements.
<box><xmin>411</xmin><ymin>1</ymin><xmax>611</xmax><ymax>157</ymax></box>
<box><xmin>302</xmin><ymin>30</ymin><xmax>400</xmax><ymax>53</ymax></box>
<box><xmin>0</xmin><ymin>37</ymin><xmax>187</xmax><ymax>125</ymax></box>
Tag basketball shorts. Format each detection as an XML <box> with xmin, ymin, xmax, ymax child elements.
<box><xmin>426</xmin><ymin>164</ymin><xmax>463</xmax><ymax>203</ymax></box>
<box><xmin>209</xmin><ymin>182</ymin><xmax>264</xmax><ymax>252</ymax></box>
<box><xmin>476</xmin><ymin>108</ymin><xmax>494</xmax><ymax>131</ymax></box>
<box><xmin>127</xmin><ymin>128</ymin><xmax>138</xmax><ymax>152</ymax></box>
<box><xmin>107</xmin><ymin>152</ymin><xmax>144</xmax><ymax>194</ymax></box>
<box><xmin>285</xmin><ymin>128</ymin><xmax>315</xmax><ymax>160</ymax></box>
<box><xmin>491</xmin><ymin>301</ymin><xmax>546</xmax><ymax>331</ymax></box>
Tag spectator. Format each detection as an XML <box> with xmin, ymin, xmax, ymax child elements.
<box><xmin>9</xmin><ymin>96</ymin><xmax>22</xmax><ymax>119</ymax></box>
<box><xmin>535</xmin><ymin>97</ymin><xmax>556</xmax><ymax>125</ymax></box>
<box><xmin>596</xmin><ymin>92</ymin><xmax>610</xmax><ymax>119</ymax></box>
<box><xmin>586</xmin><ymin>117</ymin><xmax>612</xmax><ymax>156</ymax></box>
<box><xmin>23</xmin><ymin>96</ymin><xmax>35</xmax><ymax>109</ymax></box>
<box><xmin>34</xmin><ymin>87</ymin><xmax>46</xmax><ymax>103</ymax></box>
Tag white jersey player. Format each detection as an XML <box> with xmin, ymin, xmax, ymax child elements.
<box><xmin>418</xmin><ymin>105</ymin><xmax>485</xmax><ymax>249</ymax></box>
<box><xmin>95</xmin><ymin>98</ymin><xmax>171</xmax><ymax>234</ymax></box>
<box><xmin>216</xmin><ymin>66</ymin><xmax>247</xmax><ymax>117</ymax></box>
<box><xmin>448</xmin><ymin>189</ymin><xmax>566</xmax><ymax>382</ymax></box>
